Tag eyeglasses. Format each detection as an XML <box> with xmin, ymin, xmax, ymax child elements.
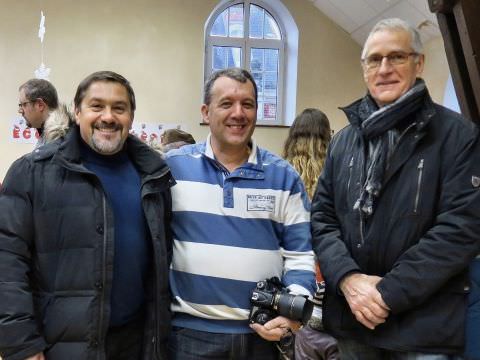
<box><xmin>362</xmin><ymin>51</ymin><xmax>419</xmax><ymax>71</ymax></box>
<box><xmin>18</xmin><ymin>100</ymin><xmax>36</xmax><ymax>109</ymax></box>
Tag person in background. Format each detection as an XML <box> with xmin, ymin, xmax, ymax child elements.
<box><xmin>283</xmin><ymin>108</ymin><xmax>339</xmax><ymax>360</ymax></box>
<box><xmin>311</xmin><ymin>17</ymin><xmax>480</xmax><ymax>359</ymax></box>
<box><xmin>17</xmin><ymin>79</ymin><xmax>70</xmax><ymax>147</ymax></box>
<box><xmin>165</xmin><ymin>67</ymin><xmax>316</xmax><ymax>359</ymax></box>
<box><xmin>0</xmin><ymin>71</ymin><xmax>173</xmax><ymax>360</ymax></box>
<box><xmin>283</xmin><ymin>108</ymin><xmax>331</xmax><ymax>200</ymax></box>
<box><xmin>160</xmin><ymin>128</ymin><xmax>195</xmax><ymax>152</ymax></box>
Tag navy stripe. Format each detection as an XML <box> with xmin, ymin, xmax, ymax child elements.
<box><xmin>283</xmin><ymin>270</ymin><xmax>317</xmax><ymax>294</ymax></box>
<box><xmin>172</xmin><ymin>313</ymin><xmax>252</xmax><ymax>333</ymax></box>
<box><xmin>166</xmin><ymin>143</ymin><xmax>307</xmax><ymax>194</ymax></box>
<box><xmin>281</xmin><ymin>222</ymin><xmax>312</xmax><ymax>252</ymax></box>
<box><xmin>172</xmin><ymin>211</ymin><xmax>284</xmax><ymax>250</ymax></box>
<box><xmin>170</xmin><ymin>270</ymin><xmax>257</xmax><ymax>309</ymax></box>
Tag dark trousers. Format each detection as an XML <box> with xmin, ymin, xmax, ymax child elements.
<box><xmin>337</xmin><ymin>338</ymin><xmax>463</xmax><ymax>360</ymax></box>
<box><xmin>168</xmin><ymin>326</ymin><xmax>278</xmax><ymax>360</ymax></box>
<box><xmin>105</xmin><ymin>317</ymin><xmax>144</xmax><ymax>360</ymax></box>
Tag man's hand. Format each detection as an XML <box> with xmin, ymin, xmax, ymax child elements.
<box><xmin>250</xmin><ymin>316</ymin><xmax>301</xmax><ymax>341</ymax></box>
<box><xmin>340</xmin><ymin>273</ymin><xmax>390</xmax><ymax>330</ymax></box>
<box><xmin>25</xmin><ymin>353</ymin><xmax>45</xmax><ymax>360</ymax></box>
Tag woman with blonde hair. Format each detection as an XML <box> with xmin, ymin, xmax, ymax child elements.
<box><xmin>283</xmin><ymin>108</ymin><xmax>332</xmax><ymax>200</ymax></box>
<box><xmin>283</xmin><ymin>108</ymin><xmax>339</xmax><ymax>360</ymax></box>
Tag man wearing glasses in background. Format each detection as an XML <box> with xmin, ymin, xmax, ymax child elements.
<box><xmin>18</xmin><ymin>78</ymin><xmax>69</xmax><ymax>147</ymax></box>
<box><xmin>311</xmin><ymin>18</ymin><xmax>480</xmax><ymax>359</ymax></box>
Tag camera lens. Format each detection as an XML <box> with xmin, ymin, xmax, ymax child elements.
<box><xmin>276</xmin><ymin>293</ymin><xmax>314</xmax><ymax>324</ymax></box>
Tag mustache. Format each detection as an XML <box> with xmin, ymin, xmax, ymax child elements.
<box><xmin>94</xmin><ymin>122</ymin><xmax>122</xmax><ymax>131</ymax></box>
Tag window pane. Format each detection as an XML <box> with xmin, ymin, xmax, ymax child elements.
<box><xmin>264</xmin><ymin>12</ymin><xmax>281</xmax><ymax>39</ymax></box>
<box><xmin>213</xmin><ymin>47</ymin><xmax>227</xmax><ymax>70</ymax></box>
<box><xmin>252</xmin><ymin>72</ymin><xmax>264</xmax><ymax>98</ymax></box>
<box><xmin>250</xmin><ymin>48</ymin><xmax>264</xmax><ymax>72</ymax></box>
<box><xmin>227</xmin><ymin>48</ymin><xmax>242</xmax><ymax>67</ymax></box>
<box><xmin>250</xmin><ymin>47</ymin><xmax>279</xmax><ymax>121</ymax></box>
<box><xmin>212</xmin><ymin>46</ymin><xmax>242</xmax><ymax>71</ymax></box>
<box><xmin>211</xmin><ymin>9</ymin><xmax>228</xmax><ymax>37</ymax></box>
<box><xmin>228</xmin><ymin>4</ymin><xmax>244</xmax><ymax>38</ymax></box>
<box><xmin>263</xmin><ymin>103</ymin><xmax>277</xmax><ymax>120</ymax></box>
<box><xmin>249</xmin><ymin>4</ymin><xmax>264</xmax><ymax>39</ymax></box>
<box><xmin>257</xmin><ymin>102</ymin><xmax>264</xmax><ymax>120</ymax></box>
<box><xmin>264</xmin><ymin>72</ymin><xmax>278</xmax><ymax>97</ymax></box>
<box><xmin>264</xmin><ymin>49</ymin><xmax>278</xmax><ymax>72</ymax></box>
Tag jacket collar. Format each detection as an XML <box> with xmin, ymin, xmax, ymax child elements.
<box><xmin>51</xmin><ymin>125</ymin><xmax>170</xmax><ymax>179</ymax></box>
<box><xmin>204</xmin><ymin>133</ymin><xmax>259</xmax><ymax>165</ymax></box>
<box><xmin>341</xmin><ymin>85</ymin><xmax>436</xmax><ymax>133</ymax></box>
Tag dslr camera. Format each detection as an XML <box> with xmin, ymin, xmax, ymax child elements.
<box><xmin>249</xmin><ymin>277</ymin><xmax>313</xmax><ymax>325</ymax></box>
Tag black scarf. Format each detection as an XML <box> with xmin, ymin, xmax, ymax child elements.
<box><xmin>354</xmin><ymin>78</ymin><xmax>427</xmax><ymax>216</ymax></box>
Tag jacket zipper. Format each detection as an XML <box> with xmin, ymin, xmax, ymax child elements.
<box><xmin>347</xmin><ymin>156</ymin><xmax>354</xmax><ymax>193</ymax></box>
<box><xmin>98</xmin><ymin>195</ymin><xmax>108</xmax><ymax>360</ymax></box>
<box><xmin>358</xmin><ymin>147</ymin><xmax>365</xmax><ymax>246</ymax></box>
<box><xmin>414</xmin><ymin>159</ymin><xmax>424</xmax><ymax>213</ymax></box>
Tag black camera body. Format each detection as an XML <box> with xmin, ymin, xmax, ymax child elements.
<box><xmin>249</xmin><ymin>277</ymin><xmax>313</xmax><ymax>325</ymax></box>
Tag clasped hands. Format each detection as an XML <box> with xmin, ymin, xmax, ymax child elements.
<box><xmin>340</xmin><ymin>273</ymin><xmax>390</xmax><ymax>330</ymax></box>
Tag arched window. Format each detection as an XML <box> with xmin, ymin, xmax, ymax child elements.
<box><xmin>205</xmin><ymin>0</ymin><xmax>298</xmax><ymax>125</ymax></box>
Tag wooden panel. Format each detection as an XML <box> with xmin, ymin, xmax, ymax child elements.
<box><xmin>428</xmin><ymin>0</ymin><xmax>480</xmax><ymax>123</ymax></box>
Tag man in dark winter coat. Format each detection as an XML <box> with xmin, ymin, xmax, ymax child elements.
<box><xmin>311</xmin><ymin>18</ymin><xmax>480</xmax><ymax>359</ymax></box>
<box><xmin>0</xmin><ymin>71</ymin><xmax>173</xmax><ymax>360</ymax></box>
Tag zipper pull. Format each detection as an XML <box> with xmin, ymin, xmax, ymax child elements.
<box><xmin>418</xmin><ymin>159</ymin><xmax>424</xmax><ymax>169</ymax></box>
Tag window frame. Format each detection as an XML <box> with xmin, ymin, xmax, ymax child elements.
<box><xmin>205</xmin><ymin>0</ymin><xmax>287</xmax><ymax>126</ymax></box>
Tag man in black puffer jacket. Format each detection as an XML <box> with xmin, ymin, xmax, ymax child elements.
<box><xmin>311</xmin><ymin>18</ymin><xmax>480</xmax><ymax>358</ymax></box>
<box><xmin>0</xmin><ymin>71</ymin><xmax>173</xmax><ymax>360</ymax></box>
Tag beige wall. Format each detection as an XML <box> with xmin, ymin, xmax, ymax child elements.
<box><xmin>422</xmin><ymin>36</ymin><xmax>450</xmax><ymax>103</ymax></box>
<box><xmin>0</xmin><ymin>0</ymin><xmax>450</xmax><ymax>180</ymax></box>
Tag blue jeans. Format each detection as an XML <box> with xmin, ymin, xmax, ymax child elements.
<box><xmin>168</xmin><ymin>326</ymin><xmax>278</xmax><ymax>359</ymax></box>
<box><xmin>338</xmin><ymin>338</ymin><xmax>464</xmax><ymax>360</ymax></box>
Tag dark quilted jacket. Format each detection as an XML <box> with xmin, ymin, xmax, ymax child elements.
<box><xmin>0</xmin><ymin>126</ymin><xmax>174</xmax><ymax>360</ymax></box>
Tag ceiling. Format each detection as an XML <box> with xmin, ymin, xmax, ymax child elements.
<box><xmin>310</xmin><ymin>0</ymin><xmax>441</xmax><ymax>46</ymax></box>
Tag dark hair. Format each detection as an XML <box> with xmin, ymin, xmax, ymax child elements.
<box><xmin>19</xmin><ymin>79</ymin><xmax>59</xmax><ymax>109</ymax></box>
<box><xmin>203</xmin><ymin>68</ymin><xmax>257</xmax><ymax>107</ymax></box>
<box><xmin>74</xmin><ymin>71</ymin><xmax>136</xmax><ymax>112</ymax></box>
<box><xmin>283</xmin><ymin>108</ymin><xmax>332</xmax><ymax>199</ymax></box>
<box><xmin>162</xmin><ymin>129</ymin><xmax>195</xmax><ymax>145</ymax></box>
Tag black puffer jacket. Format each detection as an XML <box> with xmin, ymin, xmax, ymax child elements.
<box><xmin>311</xmin><ymin>93</ymin><xmax>480</xmax><ymax>354</ymax></box>
<box><xmin>0</xmin><ymin>126</ymin><xmax>174</xmax><ymax>360</ymax></box>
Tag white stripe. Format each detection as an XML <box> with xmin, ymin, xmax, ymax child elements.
<box><xmin>284</xmin><ymin>192</ymin><xmax>310</xmax><ymax>226</ymax></box>
<box><xmin>172</xmin><ymin>297</ymin><xmax>249</xmax><ymax>320</ymax></box>
<box><xmin>172</xmin><ymin>240</ymin><xmax>283</xmax><ymax>282</ymax></box>
<box><xmin>287</xmin><ymin>284</ymin><xmax>313</xmax><ymax>298</ymax></box>
<box><xmin>282</xmin><ymin>249</ymin><xmax>315</xmax><ymax>273</ymax></box>
<box><xmin>172</xmin><ymin>181</ymin><xmax>308</xmax><ymax>225</ymax></box>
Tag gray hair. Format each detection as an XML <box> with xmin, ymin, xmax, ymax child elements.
<box><xmin>361</xmin><ymin>18</ymin><xmax>424</xmax><ymax>60</ymax></box>
<box><xmin>203</xmin><ymin>68</ymin><xmax>258</xmax><ymax>107</ymax></box>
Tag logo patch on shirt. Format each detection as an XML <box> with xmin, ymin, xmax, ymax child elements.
<box><xmin>247</xmin><ymin>194</ymin><xmax>276</xmax><ymax>212</ymax></box>
<box><xmin>472</xmin><ymin>176</ymin><xmax>480</xmax><ymax>188</ymax></box>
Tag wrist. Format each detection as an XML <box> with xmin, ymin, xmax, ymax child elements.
<box><xmin>339</xmin><ymin>272</ymin><xmax>362</xmax><ymax>295</ymax></box>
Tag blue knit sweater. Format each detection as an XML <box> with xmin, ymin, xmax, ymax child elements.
<box><xmin>80</xmin><ymin>141</ymin><xmax>150</xmax><ymax>327</ymax></box>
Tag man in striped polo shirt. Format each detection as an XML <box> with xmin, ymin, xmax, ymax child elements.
<box><xmin>165</xmin><ymin>68</ymin><xmax>316</xmax><ymax>359</ymax></box>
